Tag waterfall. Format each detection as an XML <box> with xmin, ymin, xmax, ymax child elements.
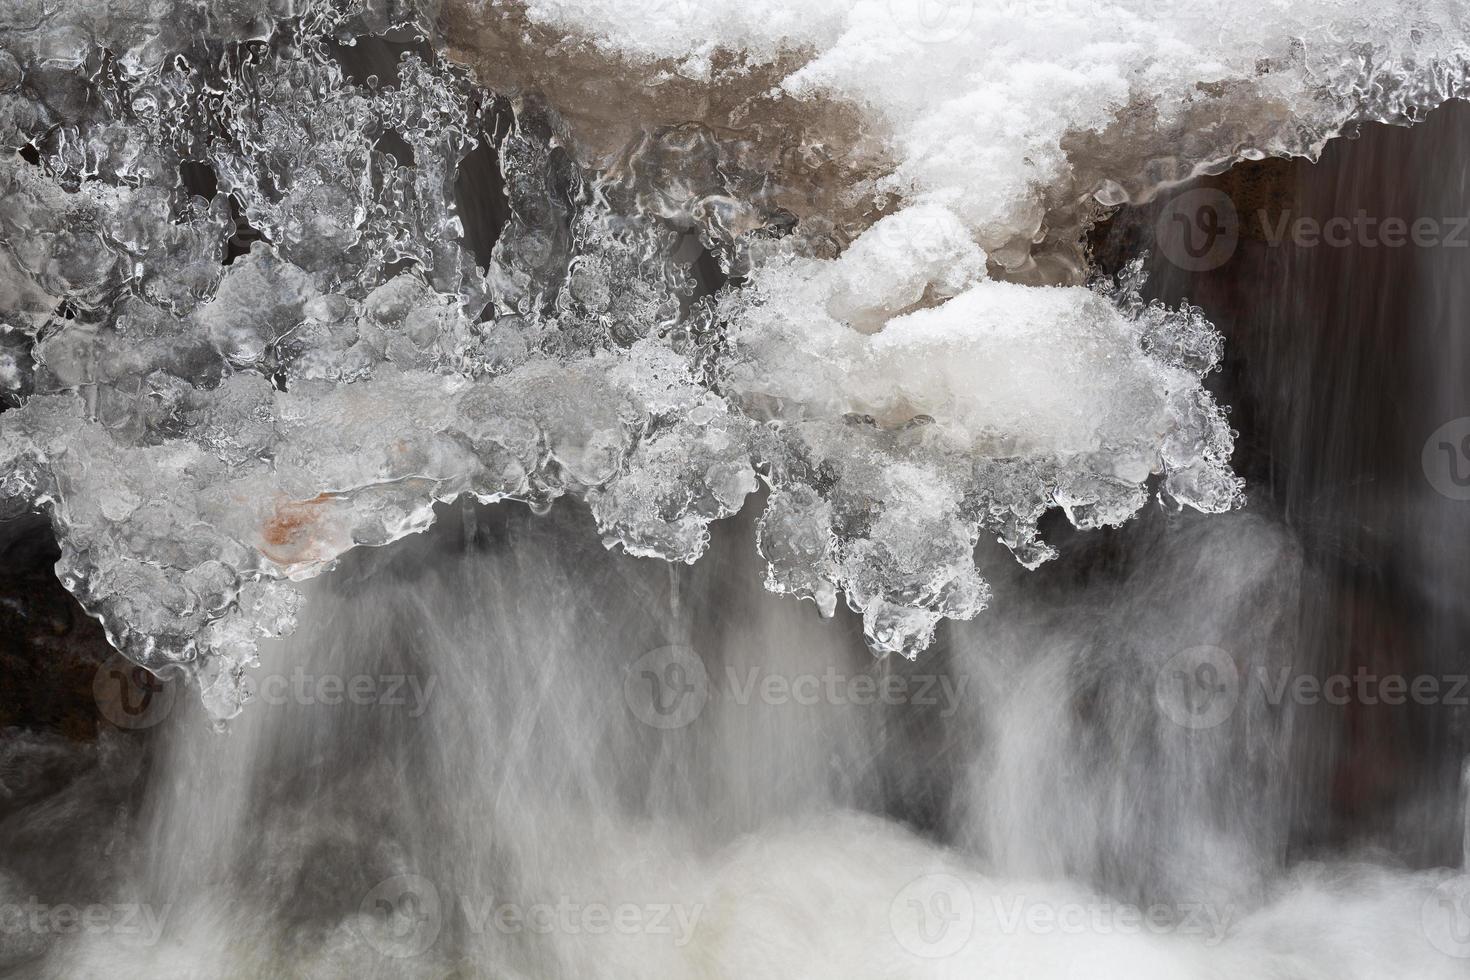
<box><xmin>4</xmin><ymin>2</ymin><xmax>1470</xmax><ymax>977</ymax></box>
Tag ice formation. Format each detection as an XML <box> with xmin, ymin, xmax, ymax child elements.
<box><xmin>0</xmin><ymin>0</ymin><xmax>1466</xmax><ymax>718</ymax></box>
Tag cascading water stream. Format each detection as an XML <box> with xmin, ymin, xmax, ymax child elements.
<box><xmin>4</xmin><ymin>2</ymin><xmax>1470</xmax><ymax>978</ymax></box>
<box><xmin>1104</xmin><ymin>99</ymin><xmax>1470</xmax><ymax>867</ymax></box>
<box><xmin>22</xmin><ymin>501</ymin><xmax>1460</xmax><ymax>978</ymax></box>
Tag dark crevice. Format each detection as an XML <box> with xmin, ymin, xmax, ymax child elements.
<box><xmin>178</xmin><ymin>159</ymin><xmax>218</xmax><ymax>201</ymax></box>
<box><xmin>223</xmin><ymin>193</ymin><xmax>266</xmax><ymax>265</ymax></box>
<box><xmin>380</xmin><ymin>257</ymin><xmax>422</xmax><ymax>280</ymax></box>
<box><xmin>373</xmin><ymin>129</ymin><xmax>415</xmax><ymax>167</ymax></box>
<box><xmin>454</xmin><ymin>130</ymin><xmax>511</xmax><ymax>272</ymax></box>
<box><xmin>324</xmin><ymin>34</ymin><xmax>434</xmax><ymax>90</ymax></box>
<box><xmin>691</xmin><ymin>245</ymin><xmax>729</xmax><ymax>296</ymax></box>
<box><xmin>0</xmin><ymin>514</ymin><xmax>114</xmax><ymax>737</ymax></box>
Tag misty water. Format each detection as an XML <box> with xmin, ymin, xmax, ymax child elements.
<box><xmin>5</xmin><ymin>5</ymin><xmax>1470</xmax><ymax>979</ymax></box>
<box><xmin>9</xmin><ymin>101</ymin><xmax>1470</xmax><ymax>972</ymax></box>
<box><xmin>9</xmin><ymin>460</ymin><xmax>1470</xmax><ymax>977</ymax></box>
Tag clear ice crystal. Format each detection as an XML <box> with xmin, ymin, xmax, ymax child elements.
<box><xmin>0</xmin><ymin>0</ymin><xmax>1464</xmax><ymax>719</ymax></box>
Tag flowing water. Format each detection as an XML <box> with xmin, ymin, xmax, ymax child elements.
<box><xmin>6</xmin><ymin>28</ymin><xmax>1470</xmax><ymax>980</ymax></box>
<box><xmin>12</xmin><ymin>500</ymin><xmax>1466</xmax><ymax>978</ymax></box>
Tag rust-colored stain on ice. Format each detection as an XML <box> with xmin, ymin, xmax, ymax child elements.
<box><xmin>260</xmin><ymin>493</ymin><xmax>337</xmax><ymax>565</ymax></box>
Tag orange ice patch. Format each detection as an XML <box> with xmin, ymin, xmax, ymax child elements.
<box><xmin>260</xmin><ymin>493</ymin><xmax>346</xmax><ymax>568</ymax></box>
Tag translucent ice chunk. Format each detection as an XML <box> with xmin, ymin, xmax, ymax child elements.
<box><xmin>0</xmin><ymin>0</ymin><xmax>1462</xmax><ymax>718</ymax></box>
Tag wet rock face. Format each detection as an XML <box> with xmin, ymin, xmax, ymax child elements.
<box><xmin>0</xmin><ymin>514</ymin><xmax>113</xmax><ymax>739</ymax></box>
